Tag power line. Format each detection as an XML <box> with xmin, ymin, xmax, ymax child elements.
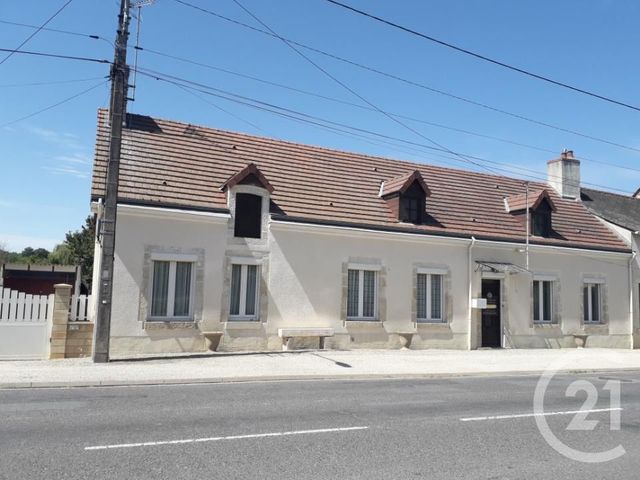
<box><xmin>226</xmin><ymin>0</ymin><xmax>498</xmax><ymax>175</ymax></box>
<box><xmin>0</xmin><ymin>19</ymin><xmax>112</xmax><ymax>46</ymax></box>
<box><xmin>135</xmin><ymin>67</ymin><xmax>633</xmax><ymax>195</ymax></box>
<box><xmin>0</xmin><ymin>80</ymin><xmax>108</xmax><ymax>128</ymax></box>
<box><xmin>0</xmin><ymin>0</ymin><xmax>75</xmax><ymax>66</ymax></box>
<box><xmin>0</xmin><ymin>76</ymin><xmax>107</xmax><ymax>88</ymax></box>
<box><xmin>0</xmin><ymin>48</ymin><xmax>111</xmax><ymax>64</ymax></box>
<box><xmin>325</xmin><ymin>0</ymin><xmax>640</xmax><ymax>113</ymax></box>
<box><xmin>139</xmin><ymin>46</ymin><xmax>640</xmax><ymax>176</ymax></box>
<box><xmin>170</xmin><ymin>1</ymin><xmax>640</xmax><ymax>155</ymax></box>
<box><xmin>172</xmin><ymin>82</ymin><xmax>268</xmax><ymax>134</ymax></box>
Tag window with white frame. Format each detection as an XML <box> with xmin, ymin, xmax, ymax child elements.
<box><xmin>416</xmin><ymin>273</ymin><xmax>444</xmax><ymax>322</ymax></box>
<box><xmin>150</xmin><ymin>260</ymin><xmax>194</xmax><ymax>319</ymax></box>
<box><xmin>583</xmin><ymin>282</ymin><xmax>602</xmax><ymax>323</ymax></box>
<box><xmin>229</xmin><ymin>264</ymin><xmax>260</xmax><ymax>320</ymax></box>
<box><xmin>347</xmin><ymin>268</ymin><xmax>377</xmax><ymax>320</ymax></box>
<box><xmin>533</xmin><ymin>280</ymin><xmax>553</xmax><ymax>323</ymax></box>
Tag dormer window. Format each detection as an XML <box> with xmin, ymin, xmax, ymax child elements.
<box><xmin>505</xmin><ymin>188</ymin><xmax>557</xmax><ymax>238</ymax></box>
<box><xmin>531</xmin><ymin>203</ymin><xmax>552</xmax><ymax>237</ymax></box>
<box><xmin>400</xmin><ymin>183</ymin><xmax>426</xmax><ymax>224</ymax></box>
<box><xmin>234</xmin><ymin>193</ymin><xmax>262</xmax><ymax>238</ymax></box>
<box><xmin>220</xmin><ymin>163</ymin><xmax>275</xmax><ymax>240</ymax></box>
<box><xmin>381</xmin><ymin>170</ymin><xmax>431</xmax><ymax>224</ymax></box>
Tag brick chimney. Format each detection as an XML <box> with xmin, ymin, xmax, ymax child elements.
<box><xmin>547</xmin><ymin>149</ymin><xmax>581</xmax><ymax>199</ymax></box>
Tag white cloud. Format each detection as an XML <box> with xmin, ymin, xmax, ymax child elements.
<box><xmin>23</xmin><ymin>125</ymin><xmax>86</xmax><ymax>152</ymax></box>
<box><xmin>55</xmin><ymin>153</ymin><xmax>90</xmax><ymax>165</ymax></box>
<box><xmin>0</xmin><ymin>233</ymin><xmax>59</xmax><ymax>251</ymax></box>
<box><xmin>43</xmin><ymin>165</ymin><xmax>89</xmax><ymax>179</ymax></box>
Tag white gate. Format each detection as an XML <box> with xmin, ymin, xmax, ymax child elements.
<box><xmin>0</xmin><ymin>288</ymin><xmax>53</xmax><ymax>360</ymax></box>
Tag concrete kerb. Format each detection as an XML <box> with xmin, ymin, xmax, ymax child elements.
<box><xmin>3</xmin><ymin>367</ymin><xmax>640</xmax><ymax>390</ymax></box>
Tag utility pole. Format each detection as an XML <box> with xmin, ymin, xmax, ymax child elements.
<box><xmin>93</xmin><ymin>0</ymin><xmax>131</xmax><ymax>363</ymax></box>
<box><xmin>524</xmin><ymin>181</ymin><xmax>530</xmax><ymax>271</ymax></box>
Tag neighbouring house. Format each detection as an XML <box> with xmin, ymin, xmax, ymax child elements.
<box><xmin>90</xmin><ymin>109</ymin><xmax>638</xmax><ymax>355</ymax></box>
<box><xmin>581</xmin><ymin>187</ymin><xmax>640</xmax><ymax>347</ymax></box>
<box><xmin>0</xmin><ymin>263</ymin><xmax>82</xmax><ymax>296</ymax></box>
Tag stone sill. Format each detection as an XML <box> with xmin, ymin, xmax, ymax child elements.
<box><xmin>223</xmin><ymin>321</ymin><xmax>264</xmax><ymax>331</ymax></box>
<box><xmin>416</xmin><ymin>321</ymin><xmax>450</xmax><ymax>329</ymax></box>
<box><xmin>143</xmin><ymin>320</ymin><xmax>198</xmax><ymax>330</ymax></box>
<box><xmin>345</xmin><ymin>320</ymin><xmax>383</xmax><ymax>329</ymax></box>
<box><xmin>533</xmin><ymin>323</ymin><xmax>560</xmax><ymax>328</ymax></box>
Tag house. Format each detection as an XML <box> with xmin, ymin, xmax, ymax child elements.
<box><xmin>580</xmin><ymin>187</ymin><xmax>640</xmax><ymax>347</ymax></box>
<box><xmin>90</xmin><ymin>109</ymin><xmax>637</xmax><ymax>355</ymax></box>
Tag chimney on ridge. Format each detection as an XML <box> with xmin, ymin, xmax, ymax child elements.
<box><xmin>547</xmin><ymin>149</ymin><xmax>581</xmax><ymax>199</ymax></box>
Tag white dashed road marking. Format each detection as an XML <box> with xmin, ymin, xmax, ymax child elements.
<box><xmin>85</xmin><ymin>426</ymin><xmax>369</xmax><ymax>451</ymax></box>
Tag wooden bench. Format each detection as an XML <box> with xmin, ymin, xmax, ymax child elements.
<box><xmin>278</xmin><ymin>328</ymin><xmax>335</xmax><ymax>351</ymax></box>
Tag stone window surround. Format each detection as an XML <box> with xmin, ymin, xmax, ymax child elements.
<box><xmin>531</xmin><ymin>273</ymin><xmax>562</xmax><ymax>327</ymax></box>
<box><xmin>342</xmin><ymin>258</ymin><xmax>386</xmax><ymax>324</ymax></box>
<box><xmin>221</xmin><ymin>254</ymin><xmax>270</xmax><ymax>324</ymax></box>
<box><xmin>226</xmin><ymin>185</ymin><xmax>271</xmax><ymax>248</ymax></box>
<box><xmin>139</xmin><ymin>246</ymin><xmax>205</xmax><ymax>328</ymax></box>
<box><xmin>412</xmin><ymin>264</ymin><xmax>451</xmax><ymax>324</ymax></box>
<box><xmin>579</xmin><ymin>274</ymin><xmax>609</xmax><ymax>328</ymax></box>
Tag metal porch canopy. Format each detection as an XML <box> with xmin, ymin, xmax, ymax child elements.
<box><xmin>475</xmin><ymin>261</ymin><xmax>531</xmax><ymax>275</ymax></box>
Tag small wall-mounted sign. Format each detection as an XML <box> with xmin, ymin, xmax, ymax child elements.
<box><xmin>471</xmin><ymin>298</ymin><xmax>488</xmax><ymax>309</ymax></box>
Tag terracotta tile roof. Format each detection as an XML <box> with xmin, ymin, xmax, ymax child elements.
<box><xmin>91</xmin><ymin>109</ymin><xmax>630</xmax><ymax>252</ymax></box>
<box><xmin>221</xmin><ymin>163</ymin><xmax>274</xmax><ymax>193</ymax></box>
<box><xmin>505</xmin><ymin>189</ymin><xmax>556</xmax><ymax>213</ymax></box>
<box><xmin>381</xmin><ymin>170</ymin><xmax>431</xmax><ymax>197</ymax></box>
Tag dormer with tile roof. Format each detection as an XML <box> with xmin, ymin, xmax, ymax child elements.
<box><xmin>380</xmin><ymin>170</ymin><xmax>431</xmax><ymax>224</ymax></box>
<box><xmin>505</xmin><ymin>189</ymin><xmax>557</xmax><ymax>237</ymax></box>
<box><xmin>221</xmin><ymin>163</ymin><xmax>274</xmax><ymax>240</ymax></box>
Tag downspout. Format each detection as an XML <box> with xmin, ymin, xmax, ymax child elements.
<box><xmin>629</xmin><ymin>250</ymin><xmax>637</xmax><ymax>349</ymax></box>
<box><xmin>467</xmin><ymin>236</ymin><xmax>476</xmax><ymax>350</ymax></box>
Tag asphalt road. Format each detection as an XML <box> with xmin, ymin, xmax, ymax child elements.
<box><xmin>1</xmin><ymin>371</ymin><xmax>640</xmax><ymax>479</ymax></box>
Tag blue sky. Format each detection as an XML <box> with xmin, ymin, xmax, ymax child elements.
<box><xmin>1</xmin><ymin>0</ymin><xmax>639</xmax><ymax>251</ymax></box>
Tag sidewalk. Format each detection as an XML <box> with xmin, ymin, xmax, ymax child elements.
<box><xmin>1</xmin><ymin>348</ymin><xmax>640</xmax><ymax>389</ymax></box>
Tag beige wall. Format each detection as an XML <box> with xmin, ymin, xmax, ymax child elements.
<box><xmin>107</xmin><ymin>204</ymin><xmax>635</xmax><ymax>355</ymax></box>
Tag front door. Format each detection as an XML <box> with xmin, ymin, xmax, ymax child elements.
<box><xmin>481</xmin><ymin>279</ymin><xmax>501</xmax><ymax>348</ymax></box>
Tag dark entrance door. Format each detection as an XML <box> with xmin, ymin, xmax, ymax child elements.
<box><xmin>481</xmin><ymin>279</ymin><xmax>501</xmax><ymax>348</ymax></box>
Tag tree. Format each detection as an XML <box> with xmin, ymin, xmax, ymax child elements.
<box><xmin>63</xmin><ymin>216</ymin><xmax>96</xmax><ymax>290</ymax></box>
<box><xmin>49</xmin><ymin>243</ymin><xmax>73</xmax><ymax>265</ymax></box>
<box><xmin>0</xmin><ymin>241</ymin><xmax>9</xmax><ymax>264</ymax></box>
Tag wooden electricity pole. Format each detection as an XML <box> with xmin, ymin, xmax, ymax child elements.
<box><xmin>93</xmin><ymin>0</ymin><xmax>131</xmax><ymax>363</ymax></box>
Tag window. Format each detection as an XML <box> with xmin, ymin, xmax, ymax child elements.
<box><xmin>533</xmin><ymin>280</ymin><xmax>553</xmax><ymax>323</ymax></box>
<box><xmin>400</xmin><ymin>196</ymin><xmax>423</xmax><ymax>224</ymax></box>
<box><xmin>583</xmin><ymin>283</ymin><xmax>602</xmax><ymax>323</ymax></box>
<box><xmin>416</xmin><ymin>273</ymin><xmax>443</xmax><ymax>322</ymax></box>
<box><xmin>347</xmin><ymin>269</ymin><xmax>377</xmax><ymax>320</ymax></box>
<box><xmin>150</xmin><ymin>260</ymin><xmax>193</xmax><ymax>319</ymax></box>
<box><xmin>531</xmin><ymin>203</ymin><xmax>552</xmax><ymax>237</ymax></box>
<box><xmin>230</xmin><ymin>264</ymin><xmax>260</xmax><ymax>320</ymax></box>
<box><xmin>234</xmin><ymin>193</ymin><xmax>262</xmax><ymax>238</ymax></box>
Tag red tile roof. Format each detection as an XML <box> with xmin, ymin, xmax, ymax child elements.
<box><xmin>91</xmin><ymin>110</ymin><xmax>630</xmax><ymax>252</ymax></box>
<box><xmin>381</xmin><ymin>170</ymin><xmax>431</xmax><ymax>197</ymax></box>
<box><xmin>506</xmin><ymin>189</ymin><xmax>556</xmax><ymax>213</ymax></box>
<box><xmin>221</xmin><ymin>163</ymin><xmax>274</xmax><ymax>193</ymax></box>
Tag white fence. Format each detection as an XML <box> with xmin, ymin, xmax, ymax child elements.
<box><xmin>70</xmin><ymin>294</ymin><xmax>92</xmax><ymax>321</ymax></box>
<box><xmin>0</xmin><ymin>288</ymin><xmax>92</xmax><ymax>359</ymax></box>
<box><xmin>0</xmin><ymin>288</ymin><xmax>53</xmax><ymax>322</ymax></box>
<box><xmin>0</xmin><ymin>288</ymin><xmax>53</xmax><ymax>360</ymax></box>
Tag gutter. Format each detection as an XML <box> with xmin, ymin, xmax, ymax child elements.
<box><xmin>467</xmin><ymin>236</ymin><xmax>476</xmax><ymax>351</ymax></box>
<box><xmin>629</xmin><ymin>251</ymin><xmax>637</xmax><ymax>348</ymax></box>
